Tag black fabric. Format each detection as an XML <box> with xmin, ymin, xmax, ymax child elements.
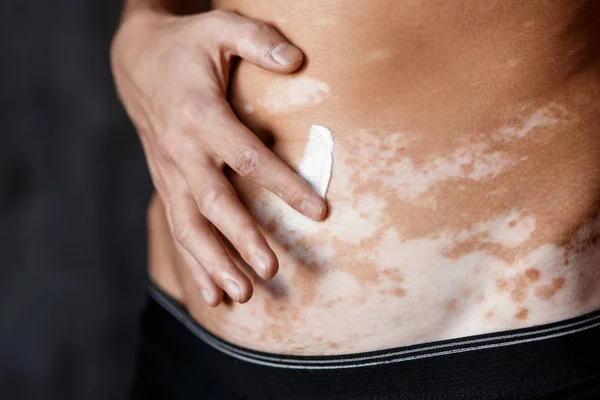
<box><xmin>131</xmin><ymin>286</ymin><xmax>600</xmax><ymax>400</ymax></box>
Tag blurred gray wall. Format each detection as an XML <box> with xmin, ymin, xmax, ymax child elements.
<box><xmin>1</xmin><ymin>1</ymin><xmax>153</xmax><ymax>398</ymax></box>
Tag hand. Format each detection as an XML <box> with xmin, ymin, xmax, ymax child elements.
<box><xmin>111</xmin><ymin>8</ymin><xmax>327</xmax><ymax>306</ymax></box>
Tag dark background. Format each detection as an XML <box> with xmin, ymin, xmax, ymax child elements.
<box><xmin>0</xmin><ymin>2</ymin><xmax>155</xmax><ymax>399</ymax></box>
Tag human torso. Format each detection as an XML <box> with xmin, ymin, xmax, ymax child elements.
<box><xmin>150</xmin><ymin>0</ymin><xmax>600</xmax><ymax>355</ymax></box>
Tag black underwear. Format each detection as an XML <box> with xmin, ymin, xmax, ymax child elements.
<box><xmin>131</xmin><ymin>283</ymin><xmax>600</xmax><ymax>399</ymax></box>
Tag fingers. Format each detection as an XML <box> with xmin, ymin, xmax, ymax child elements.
<box><xmin>206</xmin><ymin>9</ymin><xmax>304</xmax><ymax>72</ymax></box>
<box><xmin>210</xmin><ymin>105</ymin><xmax>327</xmax><ymax>221</ymax></box>
<box><xmin>169</xmin><ymin>99</ymin><xmax>327</xmax><ymax>222</ymax></box>
<box><xmin>216</xmin><ymin>229</ymin><xmax>259</xmax><ymax>283</ymax></box>
<box><xmin>161</xmin><ymin>200</ymin><xmax>224</xmax><ymax>306</ymax></box>
<box><xmin>168</xmin><ymin>191</ymin><xmax>254</xmax><ymax>304</ymax></box>
<box><xmin>174</xmin><ymin>240</ymin><xmax>224</xmax><ymax>307</ymax></box>
<box><xmin>183</xmin><ymin>158</ymin><xmax>279</xmax><ymax>280</ymax></box>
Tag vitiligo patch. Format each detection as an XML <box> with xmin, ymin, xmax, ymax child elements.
<box><xmin>259</xmin><ymin>77</ymin><xmax>329</xmax><ymax>113</ymax></box>
<box><xmin>343</xmin><ymin>104</ymin><xmax>569</xmax><ymax>205</ymax></box>
<box><xmin>493</xmin><ymin>104</ymin><xmax>568</xmax><ymax>141</ymax></box>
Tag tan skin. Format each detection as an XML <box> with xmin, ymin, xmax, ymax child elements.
<box><xmin>113</xmin><ymin>0</ymin><xmax>600</xmax><ymax>354</ymax></box>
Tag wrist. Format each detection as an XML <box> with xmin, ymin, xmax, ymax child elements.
<box><xmin>120</xmin><ymin>1</ymin><xmax>168</xmax><ymax>28</ymax></box>
<box><xmin>112</xmin><ymin>1</ymin><xmax>172</xmax><ymax>58</ymax></box>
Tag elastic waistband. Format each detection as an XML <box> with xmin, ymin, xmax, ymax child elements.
<box><xmin>144</xmin><ymin>283</ymin><xmax>600</xmax><ymax>399</ymax></box>
<box><xmin>149</xmin><ymin>284</ymin><xmax>600</xmax><ymax>370</ymax></box>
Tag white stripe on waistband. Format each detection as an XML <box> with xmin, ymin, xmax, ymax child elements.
<box><xmin>149</xmin><ymin>285</ymin><xmax>600</xmax><ymax>370</ymax></box>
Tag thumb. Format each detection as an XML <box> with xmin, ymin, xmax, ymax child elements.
<box><xmin>207</xmin><ymin>9</ymin><xmax>304</xmax><ymax>73</ymax></box>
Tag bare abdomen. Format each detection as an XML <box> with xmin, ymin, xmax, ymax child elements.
<box><xmin>154</xmin><ymin>0</ymin><xmax>600</xmax><ymax>354</ymax></box>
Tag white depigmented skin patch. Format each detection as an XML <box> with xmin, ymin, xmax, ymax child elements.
<box><xmin>258</xmin><ymin>77</ymin><xmax>330</xmax><ymax>113</ymax></box>
<box><xmin>220</xmin><ymin>204</ymin><xmax>600</xmax><ymax>353</ymax></box>
<box><xmin>368</xmin><ymin>49</ymin><xmax>392</xmax><ymax>60</ymax></box>
<box><xmin>380</xmin><ymin>144</ymin><xmax>513</xmax><ymax>202</ymax></box>
<box><xmin>484</xmin><ymin>212</ymin><xmax>537</xmax><ymax>248</ymax></box>
<box><xmin>449</xmin><ymin>210</ymin><xmax>537</xmax><ymax>249</ymax></box>
<box><xmin>493</xmin><ymin>104</ymin><xmax>568</xmax><ymax>141</ymax></box>
<box><xmin>327</xmin><ymin>194</ymin><xmax>386</xmax><ymax>244</ymax></box>
<box><xmin>342</xmin><ymin>104</ymin><xmax>570</xmax><ymax>205</ymax></box>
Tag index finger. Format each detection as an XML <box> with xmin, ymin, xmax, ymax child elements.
<box><xmin>211</xmin><ymin>105</ymin><xmax>327</xmax><ymax>221</ymax></box>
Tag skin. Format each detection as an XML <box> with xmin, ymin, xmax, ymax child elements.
<box><xmin>128</xmin><ymin>0</ymin><xmax>600</xmax><ymax>354</ymax></box>
<box><xmin>111</xmin><ymin>0</ymin><xmax>328</xmax><ymax>306</ymax></box>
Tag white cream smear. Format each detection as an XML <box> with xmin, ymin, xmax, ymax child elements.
<box><xmin>283</xmin><ymin>125</ymin><xmax>334</xmax><ymax>231</ymax></box>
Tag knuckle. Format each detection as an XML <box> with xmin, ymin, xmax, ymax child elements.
<box><xmin>194</xmin><ymin>185</ymin><xmax>225</xmax><ymax>218</ymax></box>
<box><xmin>172</xmin><ymin>221</ymin><xmax>192</xmax><ymax>246</ymax></box>
<box><xmin>243</xmin><ymin>20</ymin><xmax>273</xmax><ymax>42</ymax></box>
<box><xmin>259</xmin><ymin>46</ymin><xmax>274</xmax><ymax>64</ymax></box>
<box><xmin>287</xmin><ymin>187</ymin><xmax>305</xmax><ymax>209</ymax></box>
<box><xmin>273</xmin><ymin>175</ymin><xmax>303</xmax><ymax>207</ymax></box>
<box><xmin>209</xmin><ymin>8</ymin><xmax>235</xmax><ymax>22</ymax></box>
<box><xmin>232</xmin><ymin>147</ymin><xmax>261</xmax><ymax>179</ymax></box>
<box><xmin>179</xmin><ymin>101</ymin><xmax>201</xmax><ymax>128</ymax></box>
<box><xmin>202</xmin><ymin>260</ymin><xmax>218</xmax><ymax>275</ymax></box>
<box><xmin>272</xmin><ymin>177</ymin><xmax>288</xmax><ymax>199</ymax></box>
<box><xmin>179</xmin><ymin>92</ymin><xmax>212</xmax><ymax>131</ymax></box>
<box><xmin>158</xmin><ymin>130</ymin><xmax>181</xmax><ymax>159</ymax></box>
<box><xmin>158</xmin><ymin>97</ymin><xmax>217</xmax><ymax>160</ymax></box>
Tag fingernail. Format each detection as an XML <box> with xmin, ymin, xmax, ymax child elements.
<box><xmin>201</xmin><ymin>289</ymin><xmax>212</xmax><ymax>304</ymax></box>
<box><xmin>271</xmin><ymin>43</ymin><xmax>303</xmax><ymax>66</ymax></box>
<box><xmin>300</xmin><ymin>198</ymin><xmax>324</xmax><ymax>220</ymax></box>
<box><xmin>224</xmin><ymin>280</ymin><xmax>241</xmax><ymax>302</ymax></box>
<box><xmin>254</xmin><ymin>253</ymin><xmax>268</xmax><ymax>276</ymax></box>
